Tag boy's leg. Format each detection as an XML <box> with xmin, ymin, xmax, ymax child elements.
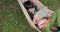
<box><xmin>41</xmin><ymin>13</ymin><xmax>56</xmax><ymax>32</ymax></box>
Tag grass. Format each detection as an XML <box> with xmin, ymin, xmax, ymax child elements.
<box><xmin>0</xmin><ymin>0</ymin><xmax>60</xmax><ymax>32</ymax></box>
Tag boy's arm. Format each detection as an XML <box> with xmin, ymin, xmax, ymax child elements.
<box><xmin>33</xmin><ymin>14</ymin><xmax>38</xmax><ymax>24</ymax></box>
<box><xmin>33</xmin><ymin>18</ymin><xmax>36</xmax><ymax>24</ymax></box>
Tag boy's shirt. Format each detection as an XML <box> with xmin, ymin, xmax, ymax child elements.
<box><xmin>27</xmin><ymin>6</ymin><xmax>38</xmax><ymax>20</ymax></box>
<box><xmin>28</xmin><ymin>11</ymin><xmax>34</xmax><ymax>20</ymax></box>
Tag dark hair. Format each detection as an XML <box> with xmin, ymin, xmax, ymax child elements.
<box><xmin>23</xmin><ymin>1</ymin><xmax>34</xmax><ymax>10</ymax></box>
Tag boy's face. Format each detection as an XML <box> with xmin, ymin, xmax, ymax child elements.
<box><xmin>28</xmin><ymin>8</ymin><xmax>34</xmax><ymax>12</ymax></box>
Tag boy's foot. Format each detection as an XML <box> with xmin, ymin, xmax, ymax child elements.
<box><xmin>50</xmin><ymin>25</ymin><xmax>57</xmax><ymax>32</ymax></box>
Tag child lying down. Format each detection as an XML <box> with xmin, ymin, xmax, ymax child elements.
<box><xmin>23</xmin><ymin>1</ymin><xmax>54</xmax><ymax>29</ymax></box>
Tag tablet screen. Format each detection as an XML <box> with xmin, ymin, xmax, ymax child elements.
<box><xmin>35</xmin><ymin>7</ymin><xmax>54</xmax><ymax>21</ymax></box>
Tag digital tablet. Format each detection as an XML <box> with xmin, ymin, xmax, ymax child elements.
<box><xmin>35</xmin><ymin>7</ymin><xmax>54</xmax><ymax>21</ymax></box>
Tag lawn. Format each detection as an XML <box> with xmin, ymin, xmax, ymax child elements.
<box><xmin>0</xmin><ymin>0</ymin><xmax>60</xmax><ymax>32</ymax></box>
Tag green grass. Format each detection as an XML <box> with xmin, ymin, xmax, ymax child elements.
<box><xmin>0</xmin><ymin>0</ymin><xmax>60</xmax><ymax>32</ymax></box>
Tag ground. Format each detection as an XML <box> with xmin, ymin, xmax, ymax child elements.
<box><xmin>0</xmin><ymin>0</ymin><xmax>60</xmax><ymax>32</ymax></box>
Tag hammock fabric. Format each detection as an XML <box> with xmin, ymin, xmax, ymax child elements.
<box><xmin>18</xmin><ymin>0</ymin><xmax>56</xmax><ymax>32</ymax></box>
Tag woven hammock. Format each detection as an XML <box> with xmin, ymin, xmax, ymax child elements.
<box><xmin>18</xmin><ymin>0</ymin><xmax>55</xmax><ymax>32</ymax></box>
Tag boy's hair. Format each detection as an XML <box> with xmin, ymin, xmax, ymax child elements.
<box><xmin>23</xmin><ymin>1</ymin><xmax>34</xmax><ymax>10</ymax></box>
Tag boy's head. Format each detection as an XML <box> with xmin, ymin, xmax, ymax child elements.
<box><xmin>23</xmin><ymin>1</ymin><xmax>35</xmax><ymax>12</ymax></box>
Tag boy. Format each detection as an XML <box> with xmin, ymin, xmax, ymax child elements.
<box><xmin>23</xmin><ymin>1</ymin><xmax>35</xmax><ymax>20</ymax></box>
<box><xmin>23</xmin><ymin>1</ymin><xmax>52</xmax><ymax>29</ymax></box>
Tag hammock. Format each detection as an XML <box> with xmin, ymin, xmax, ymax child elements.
<box><xmin>18</xmin><ymin>0</ymin><xmax>56</xmax><ymax>32</ymax></box>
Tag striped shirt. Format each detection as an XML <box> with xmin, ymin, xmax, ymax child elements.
<box><xmin>37</xmin><ymin>18</ymin><xmax>50</xmax><ymax>29</ymax></box>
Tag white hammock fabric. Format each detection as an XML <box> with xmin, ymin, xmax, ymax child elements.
<box><xmin>18</xmin><ymin>0</ymin><xmax>54</xmax><ymax>32</ymax></box>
